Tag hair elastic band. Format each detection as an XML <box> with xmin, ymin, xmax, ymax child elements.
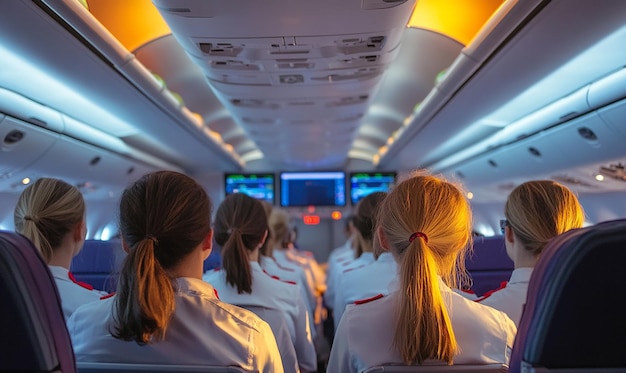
<box><xmin>408</xmin><ymin>232</ymin><xmax>428</xmax><ymax>244</ymax></box>
<box><xmin>144</xmin><ymin>234</ymin><xmax>159</xmax><ymax>245</ymax></box>
<box><xmin>24</xmin><ymin>215</ymin><xmax>35</xmax><ymax>221</ymax></box>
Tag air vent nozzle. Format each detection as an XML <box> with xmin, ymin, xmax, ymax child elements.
<box><xmin>4</xmin><ymin>130</ymin><xmax>25</xmax><ymax>145</ymax></box>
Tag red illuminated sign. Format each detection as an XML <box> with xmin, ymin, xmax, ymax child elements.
<box><xmin>303</xmin><ymin>215</ymin><xmax>320</xmax><ymax>225</ymax></box>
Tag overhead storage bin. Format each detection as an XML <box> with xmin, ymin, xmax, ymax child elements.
<box><xmin>0</xmin><ymin>115</ymin><xmax>60</xmax><ymax>179</ymax></box>
<box><xmin>449</xmin><ymin>110</ymin><xmax>626</xmax><ymax>185</ymax></box>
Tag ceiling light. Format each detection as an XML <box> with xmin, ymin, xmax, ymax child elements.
<box><xmin>21</xmin><ymin>177</ymin><xmax>31</xmax><ymax>185</ymax></box>
<box><xmin>408</xmin><ymin>0</ymin><xmax>506</xmax><ymax>46</ymax></box>
<box><xmin>595</xmin><ymin>174</ymin><xmax>605</xmax><ymax>181</ymax></box>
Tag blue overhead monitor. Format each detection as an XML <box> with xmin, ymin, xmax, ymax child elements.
<box><xmin>224</xmin><ymin>173</ymin><xmax>275</xmax><ymax>204</ymax></box>
<box><xmin>280</xmin><ymin>171</ymin><xmax>346</xmax><ymax>207</ymax></box>
<box><xmin>350</xmin><ymin>172</ymin><xmax>396</xmax><ymax>205</ymax></box>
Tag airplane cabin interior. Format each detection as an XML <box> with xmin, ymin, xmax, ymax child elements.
<box><xmin>1</xmin><ymin>0</ymin><xmax>626</xmax><ymax>371</ymax></box>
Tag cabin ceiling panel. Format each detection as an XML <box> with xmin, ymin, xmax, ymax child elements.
<box><xmin>132</xmin><ymin>35</ymin><xmax>258</xmax><ymax>162</ymax></box>
<box><xmin>153</xmin><ymin>0</ymin><xmax>414</xmax><ymax>45</ymax></box>
<box><xmin>133</xmin><ymin>36</ymin><xmax>226</xmax><ymax>113</ymax></box>
<box><xmin>368</xmin><ymin>28</ymin><xmax>464</xmax><ymax>119</ymax></box>
<box><xmin>206</xmin><ymin>120</ymin><xmax>242</xmax><ymax>140</ymax></box>
<box><xmin>352</xmin><ymin>27</ymin><xmax>463</xmax><ymax>161</ymax></box>
<box><xmin>153</xmin><ymin>0</ymin><xmax>416</xmax><ymax>170</ymax></box>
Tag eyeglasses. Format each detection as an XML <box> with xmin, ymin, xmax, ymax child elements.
<box><xmin>499</xmin><ymin>219</ymin><xmax>509</xmax><ymax>235</ymax></box>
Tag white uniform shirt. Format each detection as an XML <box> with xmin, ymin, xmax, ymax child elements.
<box><xmin>323</xmin><ymin>248</ymin><xmax>355</xmax><ymax>307</ymax></box>
<box><xmin>67</xmin><ymin>277</ymin><xmax>283</xmax><ymax>373</ymax></box>
<box><xmin>332</xmin><ymin>253</ymin><xmax>398</xmax><ymax>330</ymax></box>
<box><xmin>327</xmin><ymin>240</ymin><xmax>353</xmax><ymax>265</ymax></box>
<box><xmin>261</xmin><ymin>256</ymin><xmax>315</xmax><ymax>315</ymax></box>
<box><xmin>204</xmin><ymin>262</ymin><xmax>317</xmax><ymax>372</ymax></box>
<box><xmin>477</xmin><ymin>267</ymin><xmax>533</xmax><ymax>327</ymax></box>
<box><xmin>274</xmin><ymin>249</ymin><xmax>318</xmax><ymax>299</ymax></box>
<box><xmin>285</xmin><ymin>248</ymin><xmax>326</xmax><ymax>294</ymax></box>
<box><xmin>48</xmin><ymin>265</ymin><xmax>106</xmax><ymax>320</ymax></box>
<box><xmin>325</xmin><ymin>252</ymin><xmax>376</xmax><ymax>310</ymax></box>
<box><xmin>327</xmin><ymin>279</ymin><xmax>517</xmax><ymax>373</ymax></box>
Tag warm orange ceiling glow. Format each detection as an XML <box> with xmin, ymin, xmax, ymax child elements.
<box><xmin>86</xmin><ymin>0</ymin><xmax>171</xmax><ymax>52</ymax></box>
<box><xmin>409</xmin><ymin>0</ymin><xmax>505</xmax><ymax>46</ymax></box>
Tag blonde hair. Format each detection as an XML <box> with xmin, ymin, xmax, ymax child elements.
<box><xmin>113</xmin><ymin>171</ymin><xmax>212</xmax><ymax>344</ymax></box>
<box><xmin>14</xmin><ymin>178</ymin><xmax>85</xmax><ymax>263</ymax></box>
<box><xmin>377</xmin><ymin>172</ymin><xmax>472</xmax><ymax>365</ymax></box>
<box><xmin>505</xmin><ymin>180</ymin><xmax>584</xmax><ymax>256</ymax></box>
<box><xmin>269</xmin><ymin>208</ymin><xmax>291</xmax><ymax>249</ymax></box>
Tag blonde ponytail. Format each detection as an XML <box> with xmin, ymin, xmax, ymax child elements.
<box><xmin>377</xmin><ymin>172</ymin><xmax>472</xmax><ymax>365</ymax></box>
<box><xmin>21</xmin><ymin>219</ymin><xmax>53</xmax><ymax>262</ymax></box>
<box><xmin>395</xmin><ymin>238</ymin><xmax>457</xmax><ymax>364</ymax></box>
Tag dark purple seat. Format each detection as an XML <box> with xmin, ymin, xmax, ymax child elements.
<box><xmin>71</xmin><ymin>240</ymin><xmax>124</xmax><ymax>293</ymax></box>
<box><xmin>0</xmin><ymin>230</ymin><xmax>76</xmax><ymax>373</ymax></box>
<box><xmin>465</xmin><ymin>236</ymin><xmax>514</xmax><ymax>296</ymax></box>
<box><xmin>510</xmin><ymin>219</ymin><xmax>626</xmax><ymax>373</ymax></box>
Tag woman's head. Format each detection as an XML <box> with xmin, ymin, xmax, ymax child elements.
<box><xmin>378</xmin><ymin>173</ymin><xmax>472</xmax><ymax>278</ymax></box>
<box><xmin>504</xmin><ymin>180</ymin><xmax>584</xmax><ymax>257</ymax></box>
<box><xmin>118</xmin><ymin>171</ymin><xmax>212</xmax><ymax>267</ymax></box>
<box><xmin>376</xmin><ymin>171</ymin><xmax>472</xmax><ymax>365</ymax></box>
<box><xmin>14</xmin><ymin>178</ymin><xmax>85</xmax><ymax>263</ymax></box>
<box><xmin>114</xmin><ymin>171</ymin><xmax>212</xmax><ymax>344</ymax></box>
<box><xmin>352</xmin><ymin>191</ymin><xmax>387</xmax><ymax>255</ymax></box>
<box><xmin>269</xmin><ymin>208</ymin><xmax>291</xmax><ymax>249</ymax></box>
<box><xmin>213</xmin><ymin>193</ymin><xmax>268</xmax><ymax>293</ymax></box>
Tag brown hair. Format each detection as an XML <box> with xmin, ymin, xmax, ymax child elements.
<box><xmin>377</xmin><ymin>172</ymin><xmax>472</xmax><ymax>365</ymax></box>
<box><xmin>352</xmin><ymin>192</ymin><xmax>387</xmax><ymax>256</ymax></box>
<box><xmin>259</xmin><ymin>200</ymin><xmax>274</xmax><ymax>257</ymax></box>
<box><xmin>14</xmin><ymin>178</ymin><xmax>85</xmax><ymax>263</ymax></box>
<box><xmin>113</xmin><ymin>171</ymin><xmax>212</xmax><ymax>344</ymax></box>
<box><xmin>505</xmin><ymin>180</ymin><xmax>584</xmax><ymax>256</ymax></box>
<box><xmin>213</xmin><ymin>193</ymin><xmax>268</xmax><ymax>294</ymax></box>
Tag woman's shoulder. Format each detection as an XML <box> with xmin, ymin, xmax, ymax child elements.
<box><xmin>67</xmin><ymin>295</ymin><xmax>115</xmax><ymax>329</ymax></box>
<box><xmin>177</xmin><ymin>278</ymin><xmax>275</xmax><ymax>333</ymax></box>
<box><xmin>254</xmin><ymin>268</ymin><xmax>301</xmax><ymax>300</ymax></box>
<box><xmin>449</xmin><ymin>290</ymin><xmax>517</xmax><ymax>335</ymax></box>
<box><xmin>343</xmin><ymin>292</ymin><xmax>394</xmax><ymax>325</ymax></box>
<box><xmin>202</xmin><ymin>268</ymin><xmax>223</xmax><ymax>284</ymax></box>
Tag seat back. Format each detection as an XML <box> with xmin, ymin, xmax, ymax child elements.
<box><xmin>466</xmin><ymin>236</ymin><xmax>514</xmax><ymax>296</ymax></box>
<box><xmin>239</xmin><ymin>305</ymin><xmax>299</xmax><ymax>373</ymax></box>
<box><xmin>76</xmin><ymin>362</ymin><xmax>247</xmax><ymax>372</ymax></box>
<box><xmin>362</xmin><ymin>363</ymin><xmax>508</xmax><ymax>372</ymax></box>
<box><xmin>510</xmin><ymin>219</ymin><xmax>626</xmax><ymax>373</ymax></box>
<box><xmin>71</xmin><ymin>240</ymin><xmax>124</xmax><ymax>292</ymax></box>
<box><xmin>0</xmin><ymin>231</ymin><xmax>76</xmax><ymax>373</ymax></box>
